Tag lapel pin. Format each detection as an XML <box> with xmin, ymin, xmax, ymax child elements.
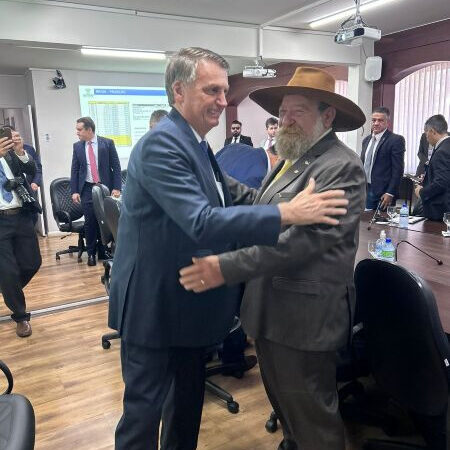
<box><xmin>294</xmin><ymin>169</ymin><xmax>299</xmax><ymax>174</ymax></box>
<box><xmin>304</xmin><ymin>160</ymin><xmax>310</xmax><ymax>165</ymax></box>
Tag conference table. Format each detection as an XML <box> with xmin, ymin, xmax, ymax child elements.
<box><xmin>357</xmin><ymin>212</ymin><xmax>450</xmax><ymax>332</ymax></box>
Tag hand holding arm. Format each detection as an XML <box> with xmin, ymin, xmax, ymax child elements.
<box><xmin>278</xmin><ymin>178</ymin><xmax>348</xmax><ymax>226</ymax></box>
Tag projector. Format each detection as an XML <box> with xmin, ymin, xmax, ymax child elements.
<box><xmin>334</xmin><ymin>25</ymin><xmax>381</xmax><ymax>46</ymax></box>
<box><xmin>243</xmin><ymin>65</ymin><xmax>276</xmax><ymax>78</ymax></box>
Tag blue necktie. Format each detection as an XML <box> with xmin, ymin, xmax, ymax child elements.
<box><xmin>0</xmin><ymin>161</ymin><xmax>14</xmax><ymax>203</ymax></box>
<box><xmin>199</xmin><ymin>140</ymin><xmax>208</xmax><ymax>156</ymax></box>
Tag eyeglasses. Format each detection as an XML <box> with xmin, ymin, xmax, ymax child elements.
<box><xmin>231</xmin><ymin>127</ymin><xmax>240</xmax><ymax>130</ymax></box>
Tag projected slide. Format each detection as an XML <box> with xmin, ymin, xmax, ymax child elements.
<box><xmin>79</xmin><ymin>86</ymin><xmax>170</xmax><ymax>158</ymax></box>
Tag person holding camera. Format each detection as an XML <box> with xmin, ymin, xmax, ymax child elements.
<box><xmin>0</xmin><ymin>128</ymin><xmax>42</xmax><ymax>337</ymax></box>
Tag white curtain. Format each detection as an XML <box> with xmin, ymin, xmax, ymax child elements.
<box><xmin>335</xmin><ymin>79</ymin><xmax>349</xmax><ymax>146</ymax></box>
<box><xmin>394</xmin><ymin>62</ymin><xmax>450</xmax><ymax>174</ymax></box>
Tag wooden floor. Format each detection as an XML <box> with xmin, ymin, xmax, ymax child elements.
<box><xmin>0</xmin><ymin>234</ymin><xmax>105</xmax><ymax>318</ymax></box>
<box><xmin>0</xmin><ymin>234</ymin><xmax>441</xmax><ymax>449</ymax></box>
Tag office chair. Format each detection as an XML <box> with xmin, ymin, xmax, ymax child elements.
<box><xmin>398</xmin><ymin>177</ymin><xmax>414</xmax><ymax>214</ymax></box>
<box><xmin>352</xmin><ymin>259</ymin><xmax>449</xmax><ymax>450</ymax></box>
<box><xmin>0</xmin><ymin>360</ymin><xmax>35</xmax><ymax>450</ymax></box>
<box><xmin>50</xmin><ymin>177</ymin><xmax>86</xmax><ymax>262</ymax></box>
<box><xmin>100</xmin><ymin>196</ymin><xmax>122</xmax><ymax>349</ymax></box>
<box><xmin>120</xmin><ymin>169</ymin><xmax>127</xmax><ymax>186</ymax></box>
<box><xmin>92</xmin><ymin>184</ymin><xmax>113</xmax><ymax>253</ymax></box>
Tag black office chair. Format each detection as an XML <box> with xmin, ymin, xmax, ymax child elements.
<box><xmin>352</xmin><ymin>259</ymin><xmax>449</xmax><ymax>449</ymax></box>
<box><xmin>398</xmin><ymin>177</ymin><xmax>414</xmax><ymax>214</ymax></box>
<box><xmin>92</xmin><ymin>184</ymin><xmax>113</xmax><ymax>253</ymax></box>
<box><xmin>100</xmin><ymin>196</ymin><xmax>122</xmax><ymax>350</ymax></box>
<box><xmin>0</xmin><ymin>360</ymin><xmax>35</xmax><ymax>450</ymax></box>
<box><xmin>120</xmin><ymin>169</ymin><xmax>127</xmax><ymax>186</ymax></box>
<box><xmin>50</xmin><ymin>177</ymin><xmax>86</xmax><ymax>262</ymax></box>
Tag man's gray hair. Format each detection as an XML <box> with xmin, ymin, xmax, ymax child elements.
<box><xmin>425</xmin><ymin>114</ymin><xmax>448</xmax><ymax>135</ymax></box>
<box><xmin>165</xmin><ymin>47</ymin><xmax>229</xmax><ymax>106</ymax></box>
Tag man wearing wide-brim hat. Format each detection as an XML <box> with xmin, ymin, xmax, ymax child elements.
<box><xmin>180</xmin><ymin>67</ymin><xmax>367</xmax><ymax>450</ymax></box>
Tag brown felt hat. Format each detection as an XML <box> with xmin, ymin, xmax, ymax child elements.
<box><xmin>249</xmin><ymin>66</ymin><xmax>366</xmax><ymax>132</ymax></box>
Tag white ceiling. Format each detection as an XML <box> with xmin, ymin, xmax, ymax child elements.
<box><xmin>0</xmin><ymin>0</ymin><xmax>448</xmax><ymax>75</ymax></box>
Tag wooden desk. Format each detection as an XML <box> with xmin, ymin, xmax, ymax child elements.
<box><xmin>358</xmin><ymin>214</ymin><xmax>450</xmax><ymax>332</ymax></box>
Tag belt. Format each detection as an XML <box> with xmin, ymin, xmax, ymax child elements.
<box><xmin>0</xmin><ymin>207</ymin><xmax>22</xmax><ymax>216</ymax></box>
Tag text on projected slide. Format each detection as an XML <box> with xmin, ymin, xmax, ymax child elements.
<box><xmin>79</xmin><ymin>86</ymin><xmax>170</xmax><ymax>158</ymax></box>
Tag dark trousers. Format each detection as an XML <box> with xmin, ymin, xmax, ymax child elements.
<box><xmin>366</xmin><ymin>184</ymin><xmax>394</xmax><ymax>210</ymax></box>
<box><xmin>115</xmin><ymin>341</ymin><xmax>206</xmax><ymax>450</ymax></box>
<box><xmin>255</xmin><ymin>338</ymin><xmax>344</xmax><ymax>450</ymax></box>
<box><xmin>0</xmin><ymin>210</ymin><xmax>41</xmax><ymax>322</ymax></box>
<box><xmin>81</xmin><ymin>183</ymin><xmax>103</xmax><ymax>257</ymax></box>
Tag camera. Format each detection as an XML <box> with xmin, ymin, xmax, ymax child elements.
<box><xmin>4</xmin><ymin>176</ymin><xmax>36</xmax><ymax>204</ymax></box>
<box><xmin>52</xmin><ymin>70</ymin><xmax>66</xmax><ymax>89</ymax></box>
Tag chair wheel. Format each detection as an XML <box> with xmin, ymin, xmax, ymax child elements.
<box><xmin>265</xmin><ymin>418</ymin><xmax>278</xmax><ymax>433</ymax></box>
<box><xmin>77</xmin><ymin>257</ymin><xmax>82</xmax><ymax>263</ymax></box>
<box><xmin>227</xmin><ymin>401</ymin><xmax>239</xmax><ymax>414</ymax></box>
<box><xmin>102</xmin><ymin>340</ymin><xmax>111</xmax><ymax>349</ymax></box>
<box><xmin>56</xmin><ymin>255</ymin><xmax>60</xmax><ymax>261</ymax></box>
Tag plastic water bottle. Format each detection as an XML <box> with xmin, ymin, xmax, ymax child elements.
<box><xmin>399</xmin><ymin>203</ymin><xmax>409</xmax><ymax>229</ymax></box>
<box><xmin>375</xmin><ymin>229</ymin><xmax>386</xmax><ymax>257</ymax></box>
<box><xmin>381</xmin><ymin>238</ymin><xmax>396</xmax><ymax>262</ymax></box>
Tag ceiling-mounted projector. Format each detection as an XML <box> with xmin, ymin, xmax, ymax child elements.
<box><xmin>335</xmin><ymin>25</ymin><xmax>381</xmax><ymax>46</ymax></box>
<box><xmin>243</xmin><ymin>65</ymin><xmax>276</xmax><ymax>78</ymax></box>
<box><xmin>334</xmin><ymin>0</ymin><xmax>381</xmax><ymax>46</ymax></box>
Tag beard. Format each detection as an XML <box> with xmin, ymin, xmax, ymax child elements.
<box><xmin>277</xmin><ymin>119</ymin><xmax>327</xmax><ymax>161</ymax></box>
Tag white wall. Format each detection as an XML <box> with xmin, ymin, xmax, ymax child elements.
<box><xmin>30</xmin><ymin>68</ymin><xmax>165</xmax><ymax>232</ymax></box>
<box><xmin>0</xmin><ymin>75</ymin><xmax>28</xmax><ymax>107</ymax></box>
<box><xmin>237</xmin><ymin>96</ymin><xmax>274</xmax><ymax>148</ymax></box>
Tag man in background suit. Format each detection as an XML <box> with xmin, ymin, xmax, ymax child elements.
<box><xmin>361</xmin><ymin>107</ymin><xmax>405</xmax><ymax>210</ymax></box>
<box><xmin>224</xmin><ymin>119</ymin><xmax>253</xmax><ymax>146</ymax></box>
<box><xmin>180</xmin><ymin>66</ymin><xmax>366</xmax><ymax>450</ymax></box>
<box><xmin>415</xmin><ymin>114</ymin><xmax>450</xmax><ymax>221</ymax></box>
<box><xmin>70</xmin><ymin>117</ymin><xmax>121</xmax><ymax>266</ymax></box>
<box><xmin>109</xmin><ymin>49</ymin><xmax>348</xmax><ymax>450</ymax></box>
<box><xmin>260</xmin><ymin>116</ymin><xmax>279</xmax><ymax>150</ymax></box>
<box><xmin>216</xmin><ymin>143</ymin><xmax>269</xmax><ymax>188</ymax></box>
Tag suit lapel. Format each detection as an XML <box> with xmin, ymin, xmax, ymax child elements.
<box><xmin>258</xmin><ymin>132</ymin><xmax>336</xmax><ymax>204</ymax></box>
<box><xmin>97</xmin><ymin>137</ymin><xmax>104</xmax><ymax>172</ymax></box>
<box><xmin>372</xmin><ymin>130</ymin><xmax>390</xmax><ymax>164</ymax></box>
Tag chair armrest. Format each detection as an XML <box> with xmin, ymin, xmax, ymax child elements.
<box><xmin>0</xmin><ymin>360</ymin><xmax>14</xmax><ymax>394</ymax></box>
<box><xmin>56</xmin><ymin>210</ymin><xmax>73</xmax><ymax>228</ymax></box>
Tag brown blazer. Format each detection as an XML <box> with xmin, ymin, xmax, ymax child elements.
<box><xmin>220</xmin><ymin>132</ymin><xmax>366</xmax><ymax>352</ymax></box>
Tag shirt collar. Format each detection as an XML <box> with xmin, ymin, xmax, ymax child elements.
<box><xmin>86</xmin><ymin>135</ymin><xmax>98</xmax><ymax>145</ymax></box>
<box><xmin>372</xmin><ymin>128</ymin><xmax>387</xmax><ymax>141</ymax></box>
<box><xmin>435</xmin><ymin>134</ymin><xmax>450</xmax><ymax>149</ymax></box>
<box><xmin>189</xmin><ymin>126</ymin><xmax>205</xmax><ymax>145</ymax></box>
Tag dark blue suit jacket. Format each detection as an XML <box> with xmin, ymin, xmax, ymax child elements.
<box><xmin>420</xmin><ymin>137</ymin><xmax>450</xmax><ymax>221</ymax></box>
<box><xmin>70</xmin><ymin>136</ymin><xmax>121</xmax><ymax>194</ymax></box>
<box><xmin>216</xmin><ymin>143</ymin><xmax>268</xmax><ymax>188</ymax></box>
<box><xmin>108</xmin><ymin>108</ymin><xmax>281</xmax><ymax>348</ymax></box>
<box><xmin>361</xmin><ymin>129</ymin><xmax>405</xmax><ymax>198</ymax></box>
<box><xmin>24</xmin><ymin>144</ymin><xmax>42</xmax><ymax>186</ymax></box>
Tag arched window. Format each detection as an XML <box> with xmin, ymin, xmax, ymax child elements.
<box><xmin>394</xmin><ymin>62</ymin><xmax>450</xmax><ymax>173</ymax></box>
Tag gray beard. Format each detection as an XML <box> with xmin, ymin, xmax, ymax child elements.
<box><xmin>277</xmin><ymin>120</ymin><xmax>327</xmax><ymax>161</ymax></box>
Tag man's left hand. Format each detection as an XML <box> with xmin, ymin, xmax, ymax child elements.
<box><xmin>179</xmin><ymin>256</ymin><xmax>225</xmax><ymax>293</ymax></box>
<box><xmin>111</xmin><ymin>189</ymin><xmax>121</xmax><ymax>198</ymax></box>
<box><xmin>380</xmin><ymin>193</ymin><xmax>393</xmax><ymax>209</ymax></box>
<box><xmin>414</xmin><ymin>185</ymin><xmax>422</xmax><ymax>198</ymax></box>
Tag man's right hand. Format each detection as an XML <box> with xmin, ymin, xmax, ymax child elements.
<box><xmin>0</xmin><ymin>136</ymin><xmax>14</xmax><ymax>158</ymax></box>
<box><xmin>278</xmin><ymin>178</ymin><xmax>348</xmax><ymax>226</ymax></box>
<box><xmin>72</xmin><ymin>193</ymin><xmax>81</xmax><ymax>204</ymax></box>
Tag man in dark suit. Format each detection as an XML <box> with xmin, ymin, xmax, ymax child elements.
<box><xmin>70</xmin><ymin>117</ymin><xmax>121</xmax><ymax>266</ymax></box>
<box><xmin>361</xmin><ymin>107</ymin><xmax>405</xmax><ymax>210</ymax></box>
<box><xmin>180</xmin><ymin>66</ymin><xmax>366</xmax><ymax>450</ymax></box>
<box><xmin>216</xmin><ymin>143</ymin><xmax>269</xmax><ymax>188</ymax></box>
<box><xmin>108</xmin><ymin>49</ymin><xmax>348</xmax><ymax>450</ymax></box>
<box><xmin>415</xmin><ymin>114</ymin><xmax>450</xmax><ymax>221</ymax></box>
<box><xmin>224</xmin><ymin>120</ymin><xmax>253</xmax><ymax>146</ymax></box>
<box><xmin>0</xmin><ymin>129</ymin><xmax>41</xmax><ymax>337</ymax></box>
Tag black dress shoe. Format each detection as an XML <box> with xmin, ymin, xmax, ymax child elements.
<box><xmin>278</xmin><ymin>439</ymin><xmax>297</xmax><ymax>450</ymax></box>
<box><xmin>87</xmin><ymin>255</ymin><xmax>97</xmax><ymax>266</ymax></box>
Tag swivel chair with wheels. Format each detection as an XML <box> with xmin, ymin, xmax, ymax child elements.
<box><xmin>398</xmin><ymin>176</ymin><xmax>414</xmax><ymax>214</ymax></box>
<box><xmin>351</xmin><ymin>259</ymin><xmax>449</xmax><ymax>449</ymax></box>
<box><xmin>100</xmin><ymin>196</ymin><xmax>122</xmax><ymax>349</ymax></box>
<box><xmin>50</xmin><ymin>177</ymin><xmax>85</xmax><ymax>262</ymax></box>
<box><xmin>0</xmin><ymin>360</ymin><xmax>35</xmax><ymax>450</ymax></box>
